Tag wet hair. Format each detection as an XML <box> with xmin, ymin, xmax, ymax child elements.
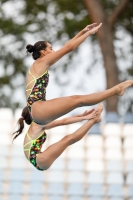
<box><xmin>12</xmin><ymin>106</ymin><xmax>32</xmax><ymax>141</ymax></box>
<box><xmin>26</xmin><ymin>41</ymin><xmax>47</xmax><ymax>60</ymax></box>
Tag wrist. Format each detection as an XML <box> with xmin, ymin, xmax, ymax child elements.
<box><xmin>86</xmin><ymin>30</ymin><xmax>91</xmax><ymax>36</ymax></box>
<box><xmin>80</xmin><ymin>116</ymin><xmax>85</xmax><ymax>121</ymax></box>
<box><xmin>81</xmin><ymin>29</ymin><xmax>84</xmax><ymax>35</ymax></box>
<box><xmin>83</xmin><ymin>30</ymin><xmax>91</xmax><ymax>37</ymax></box>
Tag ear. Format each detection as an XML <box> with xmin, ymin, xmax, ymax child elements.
<box><xmin>41</xmin><ymin>50</ymin><xmax>46</xmax><ymax>56</ymax></box>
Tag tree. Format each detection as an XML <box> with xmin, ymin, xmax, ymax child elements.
<box><xmin>0</xmin><ymin>0</ymin><xmax>133</xmax><ymax>111</ymax></box>
<box><xmin>83</xmin><ymin>0</ymin><xmax>132</xmax><ymax>111</ymax></box>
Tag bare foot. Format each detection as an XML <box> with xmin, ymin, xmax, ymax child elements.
<box><xmin>94</xmin><ymin>103</ymin><xmax>103</xmax><ymax>123</ymax></box>
<box><xmin>116</xmin><ymin>80</ymin><xmax>133</xmax><ymax>96</ymax></box>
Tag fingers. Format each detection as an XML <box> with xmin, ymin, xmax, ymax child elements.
<box><xmin>87</xmin><ymin>24</ymin><xmax>95</xmax><ymax>30</ymax></box>
<box><xmin>89</xmin><ymin>110</ymin><xmax>98</xmax><ymax>116</ymax></box>
<box><xmin>99</xmin><ymin>23</ymin><xmax>102</xmax><ymax>27</ymax></box>
<box><xmin>89</xmin><ymin>114</ymin><xmax>97</xmax><ymax>120</ymax></box>
<box><xmin>89</xmin><ymin>109</ymin><xmax>98</xmax><ymax>114</ymax></box>
<box><xmin>84</xmin><ymin>110</ymin><xmax>98</xmax><ymax>120</ymax></box>
<box><xmin>88</xmin><ymin>108</ymin><xmax>95</xmax><ymax>113</ymax></box>
<box><xmin>89</xmin><ymin>111</ymin><xmax>98</xmax><ymax>119</ymax></box>
<box><xmin>84</xmin><ymin>110</ymin><xmax>89</xmax><ymax>114</ymax></box>
<box><xmin>93</xmin><ymin>111</ymin><xmax>97</xmax><ymax>115</ymax></box>
<box><xmin>88</xmin><ymin>23</ymin><xmax>97</xmax><ymax>27</ymax></box>
<box><xmin>91</xmin><ymin>23</ymin><xmax>102</xmax><ymax>34</ymax></box>
<box><xmin>95</xmin><ymin>23</ymin><xmax>102</xmax><ymax>30</ymax></box>
<box><xmin>91</xmin><ymin>23</ymin><xmax>102</xmax><ymax>26</ymax></box>
<box><xmin>84</xmin><ymin>23</ymin><xmax>102</xmax><ymax>34</ymax></box>
<box><xmin>84</xmin><ymin>108</ymin><xmax>98</xmax><ymax>117</ymax></box>
<box><xmin>84</xmin><ymin>109</ymin><xmax>92</xmax><ymax>113</ymax></box>
<box><xmin>88</xmin><ymin>23</ymin><xmax>102</xmax><ymax>29</ymax></box>
<box><xmin>97</xmin><ymin>23</ymin><xmax>102</xmax><ymax>30</ymax></box>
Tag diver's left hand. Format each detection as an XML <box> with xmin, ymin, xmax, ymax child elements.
<box><xmin>83</xmin><ymin>23</ymin><xmax>97</xmax><ymax>34</ymax></box>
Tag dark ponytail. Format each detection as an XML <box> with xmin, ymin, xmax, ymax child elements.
<box><xmin>26</xmin><ymin>41</ymin><xmax>47</xmax><ymax>60</ymax></box>
<box><xmin>13</xmin><ymin>106</ymin><xmax>32</xmax><ymax>141</ymax></box>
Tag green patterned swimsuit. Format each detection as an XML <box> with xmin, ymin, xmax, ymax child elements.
<box><xmin>24</xmin><ymin>130</ymin><xmax>47</xmax><ymax>171</ymax></box>
<box><xmin>26</xmin><ymin>70</ymin><xmax>49</xmax><ymax>115</ymax></box>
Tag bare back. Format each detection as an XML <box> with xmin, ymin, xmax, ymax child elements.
<box><xmin>23</xmin><ymin>123</ymin><xmax>46</xmax><ymax>160</ymax></box>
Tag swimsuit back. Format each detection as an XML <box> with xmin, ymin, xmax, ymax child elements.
<box><xmin>26</xmin><ymin>70</ymin><xmax>49</xmax><ymax>113</ymax></box>
<box><xmin>24</xmin><ymin>130</ymin><xmax>47</xmax><ymax>170</ymax></box>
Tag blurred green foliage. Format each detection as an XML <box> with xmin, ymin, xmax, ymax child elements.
<box><xmin>0</xmin><ymin>0</ymin><xmax>133</xmax><ymax>110</ymax></box>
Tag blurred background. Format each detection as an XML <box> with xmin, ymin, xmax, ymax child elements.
<box><xmin>0</xmin><ymin>0</ymin><xmax>133</xmax><ymax>200</ymax></box>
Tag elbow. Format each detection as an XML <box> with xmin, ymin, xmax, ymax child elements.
<box><xmin>65</xmin><ymin>44</ymin><xmax>73</xmax><ymax>52</ymax></box>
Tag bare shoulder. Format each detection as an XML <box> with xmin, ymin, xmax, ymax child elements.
<box><xmin>28</xmin><ymin>60</ymin><xmax>48</xmax><ymax>77</ymax></box>
<box><xmin>28</xmin><ymin>123</ymin><xmax>43</xmax><ymax>139</ymax></box>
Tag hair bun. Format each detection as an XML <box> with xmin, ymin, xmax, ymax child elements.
<box><xmin>26</xmin><ymin>44</ymin><xmax>34</xmax><ymax>53</ymax></box>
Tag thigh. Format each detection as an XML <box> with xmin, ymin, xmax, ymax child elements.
<box><xmin>31</xmin><ymin>95</ymin><xmax>80</xmax><ymax>124</ymax></box>
<box><xmin>36</xmin><ymin>135</ymin><xmax>72</xmax><ymax>169</ymax></box>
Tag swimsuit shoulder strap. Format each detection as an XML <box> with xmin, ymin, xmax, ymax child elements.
<box><xmin>23</xmin><ymin>132</ymin><xmax>33</xmax><ymax>150</ymax></box>
<box><xmin>26</xmin><ymin>70</ymin><xmax>48</xmax><ymax>92</ymax></box>
<box><xmin>23</xmin><ymin>130</ymin><xmax>45</xmax><ymax>161</ymax></box>
<box><xmin>26</xmin><ymin>70</ymin><xmax>36</xmax><ymax>89</ymax></box>
<box><xmin>29</xmin><ymin>70</ymin><xmax>36</xmax><ymax>79</ymax></box>
<box><xmin>24</xmin><ymin>129</ymin><xmax>45</xmax><ymax>150</ymax></box>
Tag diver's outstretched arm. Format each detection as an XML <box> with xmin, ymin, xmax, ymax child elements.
<box><xmin>43</xmin><ymin>108</ymin><xmax>98</xmax><ymax>130</ymax></box>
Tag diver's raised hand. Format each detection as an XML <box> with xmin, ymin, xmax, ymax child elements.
<box><xmin>88</xmin><ymin>23</ymin><xmax>102</xmax><ymax>35</ymax></box>
<box><xmin>83</xmin><ymin>23</ymin><xmax>97</xmax><ymax>34</ymax></box>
